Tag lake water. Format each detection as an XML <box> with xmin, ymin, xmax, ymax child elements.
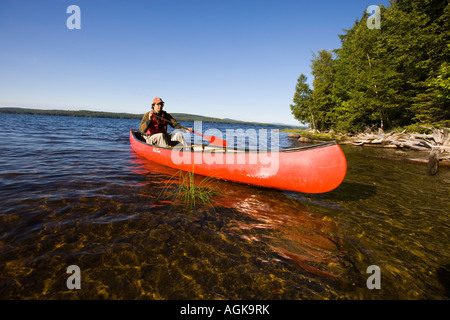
<box><xmin>0</xmin><ymin>113</ymin><xmax>449</xmax><ymax>300</ymax></box>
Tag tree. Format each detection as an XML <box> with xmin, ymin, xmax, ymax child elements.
<box><xmin>404</xmin><ymin>1</ymin><xmax>450</xmax><ymax>123</ymax></box>
<box><xmin>412</xmin><ymin>61</ymin><xmax>450</xmax><ymax>123</ymax></box>
<box><xmin>290</xmin><ymin>0</ymin><xmax>450</xmax><ymax>132</ymax></box>
<box><xmin>332</xmin><ymin>8</ymin><xmax>396</xmax><ymax>132</ymax></box>
<box><xmin>290</xmin><ymin>74</ymin><xmax>315</xmax><ymax>130</ymax></box>
<box><xmin>310</xmin><ymin>50</ymin><xmax>336</xmax><ymax>131</ymax></box>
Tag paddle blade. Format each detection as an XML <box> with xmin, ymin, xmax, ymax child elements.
<box><xmin>206</xmin><ymin>135</ymin><xmax>228</xmax><ymax>147</ymax></box>
<box><xmin>193</xmin><ymin>131</ymin><xmax>227</xmax><ymax>147</ymax></box>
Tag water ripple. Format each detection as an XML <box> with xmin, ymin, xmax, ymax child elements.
<box><xmin>0</xmin><ymin>113</ymin><xmax>449</xmax><ymax>299</ymax></box>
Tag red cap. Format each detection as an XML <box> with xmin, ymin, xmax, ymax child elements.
<box><xmin>153</xmin><ymin>97</ymin><xmax>163</xmax><ymax>104</ymax></box>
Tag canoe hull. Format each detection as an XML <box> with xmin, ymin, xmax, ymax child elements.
<box><xmin>130</xmin><ymin>129</ymin><xmax>347</xmax><ymax>193</ymax></box>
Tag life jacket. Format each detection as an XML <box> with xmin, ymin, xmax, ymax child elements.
<box><xmin>146</xmin><ymin>111</ymin><xmax>169</xmax><ymax>135</ymax></box>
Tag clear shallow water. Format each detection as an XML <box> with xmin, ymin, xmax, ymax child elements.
<box><xmin>0</xmin><ymin>113</ymin><xmax>449</xmax><ymax>299</ymax></box>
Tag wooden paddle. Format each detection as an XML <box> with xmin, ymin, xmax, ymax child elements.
<box><xmin>151</xmin><ymin>113</ymin><xmax>228</xmax><ymax>147</ymax></box>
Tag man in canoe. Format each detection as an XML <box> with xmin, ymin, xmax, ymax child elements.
<box><xmin>139</xmin><ymin>97</ymin><xmax>193</xmax><ymax>148</ymax></box>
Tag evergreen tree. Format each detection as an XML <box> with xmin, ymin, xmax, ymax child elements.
<box><xmin>332</xmin><ymin>7</ymin><xmax>396</xmax><ymax>132</ymax></box>
<box><xmin>293</xmin><ymin>0</ymin><xmax>450</xmax><ymax>132</ymax></box>
<box><xmin>310</xmin><ymin>50</ymin><xmax>336</xmax><ymax>131</ymax></box>
<box><xmin>404</xmin><ymin>1</ymin><xmax>450</xmax><ymax>123</ymax></box>
<box><xmin>290</xmin><ymin>74</ymin><xmax>315</xmax><ymax>129</ymax></box>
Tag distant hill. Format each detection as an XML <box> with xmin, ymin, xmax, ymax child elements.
<box><xmin>0</xmin><ymin>107</ymin><xmax>301</xmax><ymax>128</ymax></box>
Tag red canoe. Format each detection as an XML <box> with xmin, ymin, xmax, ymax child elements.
<box><xmin>130</xmin><ymin>129</ymin><xmax>347</xmax><ymax>193</ymax></box>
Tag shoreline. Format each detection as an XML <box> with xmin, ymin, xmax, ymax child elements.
<box><xmin>0</xmin><ymin>107</ymin><xmax>300</xmax><ymax>129</ymax></box>
<box><xmin>287</xmin><ymin>128</ymin><xmax>450</xmax><ymax>173</ymax></box>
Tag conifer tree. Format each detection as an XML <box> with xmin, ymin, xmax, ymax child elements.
<box><xmin>290</xmin><ymin>74</ymin><xmax>315</xmax><ymax>129</ymax></box>
<box><xmin>292</xmin><ymin>0</ymin><xmax>450</xmax><ymax>132</ymax></box>
<box><xmin>310</xmin><ymin>50</ymin><xmax>336</xmax><ymax>131</ymax></box>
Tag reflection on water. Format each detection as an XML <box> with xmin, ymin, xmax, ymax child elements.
<box><xmin>133</xmin><ymin>157</ymin><xmax>351</xmax><ymax>281</ymax></box>
<box><xmin>215</xmin><ymin>184</ymin><xmax>344</xmax><ymax>278</ymax></box>
<box><xmin>0</xmin><ymin>113</ymin><xmax>449</xmax><ymax>299</ymax></box>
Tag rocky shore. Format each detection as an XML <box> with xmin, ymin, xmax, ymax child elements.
<box><xmin>288</xmin><ymin>127</ymin><xmax>450</xmax><ymax>175</ymax></box>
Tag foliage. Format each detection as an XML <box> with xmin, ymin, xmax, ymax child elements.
<box><xmin>290</xmin><ymin>74</ymin><xmax>313</xmax><ymax>129</ymax></box>
<box><xmin>310</xmin><ymin>50</ymin><xmax>336</xmax><ymax>131</ymax></box>
<box><xmin>290</xmin><ymin>0</ymin><xmax>450</xmax><ymax>132</ymax></box>
<box><xmin>298</xmin><ymin>129</ymin><xmax>342</xmax><ymax>142</ymax></box>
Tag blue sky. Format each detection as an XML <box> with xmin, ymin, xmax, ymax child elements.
<box><xmin>0</xmin><ymin>0</ymin><xmax>390</xmax><ymax>125</ymax></box>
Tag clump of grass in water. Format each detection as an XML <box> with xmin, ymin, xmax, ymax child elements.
<box><xmin>159</xmin><ymin>168</ymin><xmax>220</xmax><ymax>210</ymax></box>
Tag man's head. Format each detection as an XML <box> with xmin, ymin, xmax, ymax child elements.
<box><xmin>152</xmin><ymin>97</ymin><xmax>164</xmax><ymax>113</ymax></box>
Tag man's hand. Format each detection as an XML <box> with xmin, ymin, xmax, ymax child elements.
<box><xmin>148</xmin><ymin>111</ymin><xmax>153</xmax><ymax>120</ymax></box>
<box><xmin>187</xmin><ymin>127</ymin><xmax>194</xmax><ymax>133</ymax></box>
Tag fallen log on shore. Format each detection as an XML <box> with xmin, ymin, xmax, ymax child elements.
<box><xmin>290</xmin><ymin>127</ymin><xmax>450</xmax><ymax>174</ymax></box>
<box><xmin>428</xmin><ymin>149</ymin><xmax>440</xmax><ymax>175</ymax></box>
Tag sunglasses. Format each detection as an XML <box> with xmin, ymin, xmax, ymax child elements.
<box><xmin>155</xmin><ymin>102</ymin><xmax>164</xmax><ymax>106</ymax></box>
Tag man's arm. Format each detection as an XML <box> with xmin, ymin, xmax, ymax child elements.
<box><xmin>139</xmin><ymin>112</ymin><xmax>150</xmax><ymax>133</ymax></box>
<box><xmin>165</xmin><ymin>113</ymin><xmax>184</xmax><ymax>130</ymax></box>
